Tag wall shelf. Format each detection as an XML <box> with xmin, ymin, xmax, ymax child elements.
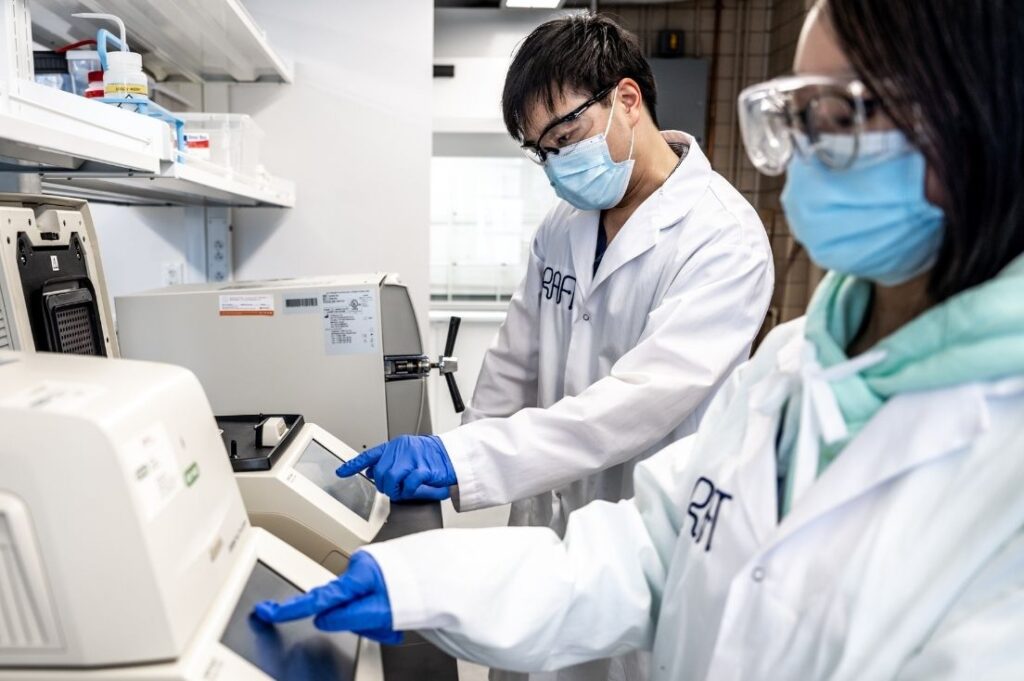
<box><xmin>0</xmin><ymin>0</ymin><xmax>295</xmax><ymax>208</ymax></box>
<box><xmin>0</xmin><ymin>80</ymin><xmax>166</xmax><ymax>172</ymax></box>
<box><xmin>40</xmin><ymin>160</ymin><xmax>295</xmax><ymax>207</ymax></box>
<box><xmin>30</xmin><ymin>0</ymin><xmax>293</xmax><ymax>83</ymax></box>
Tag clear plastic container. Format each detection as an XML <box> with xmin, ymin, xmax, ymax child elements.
<box><xmin>179</xmin><ymin>113</ymin><xmax>265</xmax><ymax>177</ymax></box>
<box><xmin>66</xmin><ymin>50</ymin><xmax>101</xmax><ymax>96</ymax></box>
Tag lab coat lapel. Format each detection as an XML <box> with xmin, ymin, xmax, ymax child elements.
<box><xmin>770</xmin><ymin>382</ymin><xmax>991</xmax><ymax>549</ymax></box>
<box><xmin>567</xmin><ymin>208</ymin><xmax>598</xmax><ymax>307</ymax></box>
<box><xmin>733</xmin><ymin>378</ymin><xmax>787</xmax><ymax>544</ymax></box>
<box><xmin>729</xmin><ymin>330</ymin><xmax>808</xmax><ymax>544</ymax></box>
<box><xmin>589</xmin><ymin>134</ymin><xmax>714</xmax><ymax>295</ymax></box>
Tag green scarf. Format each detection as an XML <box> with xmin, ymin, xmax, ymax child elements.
<box><xmin>777</xmin><ymin>254</ymin><xmax>1024</xmax><ymax>516</ymax></box>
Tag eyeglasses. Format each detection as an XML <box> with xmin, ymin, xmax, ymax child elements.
<box><xmin>737</xmin><ymin>75</ymin><xmax>885</xmax><ymax>175</ymax></box>
<box><xmin>521</xmin><ymin>84</ymin><xmax>617</xmax><ymax>165</ymax></box>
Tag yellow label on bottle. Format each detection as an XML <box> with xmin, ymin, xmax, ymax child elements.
<box><xmin>104</xmin><ymin>83</ymin><xmax>149</xmax><ymax>96</ymax></box>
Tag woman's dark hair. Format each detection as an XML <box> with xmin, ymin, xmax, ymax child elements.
<box><xmin>501</xmin><ymin>13</ymin><xmax>659</xmax><ymax>142</ymax></box>
<box><xmin>826</xmin><ymin>0</ymin><xmax>1024</xmax><ymax>300</ymax></box>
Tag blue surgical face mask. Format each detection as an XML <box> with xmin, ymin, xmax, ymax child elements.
<box><xmin>781</xmin><ymin>130</ymin><xmax>945</xmax><ymax>286</ymax></box>
<box><xmin>543</xmin><ymin>89</ymin><xmax>635</xmax><ymax>211</ymax></box>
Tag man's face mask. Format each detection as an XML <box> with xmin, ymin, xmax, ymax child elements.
<box><xmin>523</xmin><ymin>85</ymin><xmax>636</xmax><ymax>211</ymax></box>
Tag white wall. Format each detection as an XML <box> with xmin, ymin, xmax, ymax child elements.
<box><xmin>228</xmin><ymin>0</ymin><xmax>433</xmax><ymax>336</ymax></box>
<box><xmin>434</xmin><ymin>8</ymin><xmax>574</xmax><ymax>59</ymax></box>
<box><xmin>433</xmin><ymin>8</ymin><xmax>573</xmax><ymax>144</ymax></box>
<box><xmin>90</xmin><ymin>205</ymin><xmax>200</xmax><ymax>300</ymax></box>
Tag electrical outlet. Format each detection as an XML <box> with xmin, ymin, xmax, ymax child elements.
<box><xmin>162</xmin><ymin>261</ymin><xmax>185</xmax><ymax>287</ymax></box>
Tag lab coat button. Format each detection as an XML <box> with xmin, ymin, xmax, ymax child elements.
<box><xmin>752</xmin><ymin>566</ymin><xmax>766</xmax><ymax>582</ymax></box>
<box><xmin>582</xmin><ymin>313</ymin><xmax>591</xmax><ymax>321</ymax></box>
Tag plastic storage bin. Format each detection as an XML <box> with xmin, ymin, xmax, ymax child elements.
<box><xmin>33</xmin><ymin>51</ymin><xmax>73</xmax><ymax>93</ymax></box>
<box><xmin>179</xmin><ymin>113</ymin><xmax>265</xmax><ymax>178</ymax></box>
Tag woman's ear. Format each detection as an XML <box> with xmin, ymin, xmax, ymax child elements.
<box><xmin>925</xmin><ymin>164</ymin><xmax>946</xmax><ymax>208</ymax></box>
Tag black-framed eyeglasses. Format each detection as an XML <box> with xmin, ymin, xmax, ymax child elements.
<box><xmin>520</xmin><ymin>83</ymin><xmax>617</xmax><ymax>165</ymax></box>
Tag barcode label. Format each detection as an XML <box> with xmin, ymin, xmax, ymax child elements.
<box><xmin>283</xmin><ymin>291</ymin><xmax>322</xmax><ymax>315</ymax></box>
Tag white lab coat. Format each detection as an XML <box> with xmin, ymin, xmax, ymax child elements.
<box><xmin>442</xmin><ymin>132</ymin><xmax>772</xmax><ymax>681</ymax></box>
<box><xmin>367</xmin><ymin>318</ymin><xmax>1024</xmax><ymax>680</ymax></box>
<box><xmin>442</xmin><ymin>132</ymin><xmax>773</xmax><ymax>537</ymax></box>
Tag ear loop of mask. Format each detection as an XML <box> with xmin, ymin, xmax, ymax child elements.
<box><xmin>605</xmin><ymin>85</ymin><xmax>636</xmax><ymax>162</ymax></box>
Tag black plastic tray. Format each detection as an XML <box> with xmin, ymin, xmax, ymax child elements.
<box><xmin>216</xmin><ymin>414</ymin><xmax>305</xmax><ymax>472</ymax></box>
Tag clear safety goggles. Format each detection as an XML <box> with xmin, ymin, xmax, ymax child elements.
<box><xmin>737</xmin><ymin>75</ymin><xmax>886</xmax><ymax>176</ymax></box>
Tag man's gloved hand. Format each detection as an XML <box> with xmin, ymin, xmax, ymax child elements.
<box><xmin>337</xmin><ymin>434</ymin><xmax>456</xmax><ymax>501</ymax></box>
<box><xmin>252</xmin><ymin>552</ymin><xmax>402</xmax><ymax>644</ymax></box>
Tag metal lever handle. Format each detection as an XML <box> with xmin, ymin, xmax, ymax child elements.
<box><xmin>441</xmin><ymin>316</ymin><xmax>463</xmax><ymax>413</ymax></box>
<box><xmin>445</xmin><ymin>372</ymin><xmax>465</xmax><ymax>414</ymax></box>
<box><xmin>444</xmin><ymin>316</ymin><xmax>461</xmax><ymax>357</ymax></box>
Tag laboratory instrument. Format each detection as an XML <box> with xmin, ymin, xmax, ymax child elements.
<box><xmin>218</xmin><ymin>413</ymin><xmax>390</xmax><ymax>573</ymax></box>
<box><xmin>116</xmin><ymin>275</ymin><xmax>464</xmax><ymax>449</ymax></box>
<box><xmin>0</xmin><ymin>349</ymin><xmax>383</xmax><ymax>681</ymax></box>
<box><xmin>0</xmin><ymin>193</ymin><xmax>115</xmax><ymax>355</ymax></box>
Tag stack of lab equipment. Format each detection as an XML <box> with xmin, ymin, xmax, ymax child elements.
<box><xmin>0</xmin><ymin>350</ymin><xmax>383</xmax><ymax>681</ymax></box>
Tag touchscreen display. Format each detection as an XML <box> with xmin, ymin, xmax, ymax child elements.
<box><xmin>294</xmin><ymin>439</ymin><xmax>376</xmax><ymax>521</ymax></box>
<box><xmin>220</xmin><ymin>561</ymin><xmax>359</xmax><ymax>681</ymax></box>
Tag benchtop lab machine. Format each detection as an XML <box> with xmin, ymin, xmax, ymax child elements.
<box><xmin>0</xmin><ymin>350</ymin><xmax>383</xmax><ymax>681</ymax></box>
<box><xmin>0</xmin><ymin>194</ymin><xmax>457</xmax><ymax>572</ymax></box>
<box><xmin>115</xmin><ymin>274</ymin><xmax>465</xmax><ymax>449</ymax></box>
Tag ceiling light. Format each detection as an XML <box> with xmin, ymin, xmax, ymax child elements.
<box><xmin>502</xmin><ymin>0</ymin><xmax>565</xmax><ymax>8</ymax></box>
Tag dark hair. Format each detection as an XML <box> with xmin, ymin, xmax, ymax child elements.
<box><xmin>501</xmin><ymin>13</ymin><xmax>659</xmax><ymax>142</ymax></box>
<box><xmin>826</xmin><ymin>0</ymin><xmax>1024</xmax><ymax>301</ymax></box>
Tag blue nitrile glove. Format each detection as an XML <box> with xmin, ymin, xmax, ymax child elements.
<box><xmin>252</xmin><ymin>551</ymin><xmax>402</xmax><ymax>644</ymax></box>
<box><xmin>337</xmin><ymin>434</ymin><xmax>456</xmax><ymax>501</ymax></box>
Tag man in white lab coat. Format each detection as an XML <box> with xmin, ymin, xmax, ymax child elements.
<box><xmin>339</xmin><ymin>14</ymin><xmax>772</xmax><ymax>680</ymax></box>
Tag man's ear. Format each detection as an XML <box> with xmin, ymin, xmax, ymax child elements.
<box><xmin>617</xmin><ymin>78</ymin><xmax>644</xmax><ymax>125</ymax></box>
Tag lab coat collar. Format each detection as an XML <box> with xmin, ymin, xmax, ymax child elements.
<box><xmin>767</xmin><ymin>358</ymin><xmax>992</xmax><ymax>550</ymax></box>
<box><xmin>567</xmin><ymin>132</ymin><xmax>714</xmax><ymax>303</ymax></box>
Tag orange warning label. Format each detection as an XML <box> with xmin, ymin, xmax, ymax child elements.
<box><xmin>218</xmin><ymin>294</ymin><xmax>274</xmax><ymax>317</ymax></box>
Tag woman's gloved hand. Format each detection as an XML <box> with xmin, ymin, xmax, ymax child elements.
<box><xmin>252</xmin><ymin>552</ymin><xmax>402</xmax><ymax>644</ymax></box>
<box><xmin>336</xmin><ymin>434</ymin><xmax>456</xmax><ymax>500</ymax></box>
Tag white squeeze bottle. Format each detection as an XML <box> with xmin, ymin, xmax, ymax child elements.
<box><xmin>104</xmin><ymin>49</ymin><xmax>147</xmax><ymax>99</ymax></box>
<box><xmin>72</xmin><ymin>13</ymin><xmax>149</xmax><ymax>101</ymax></box>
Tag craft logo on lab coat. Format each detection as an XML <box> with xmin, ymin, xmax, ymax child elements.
<box><xmin>687</xmin><ymin>476</ymin><xmax>732</xmax><ymax>552</ymax></box>
<box><xmin>541</xmin><ymin>266</ymin><xmax>577</xmax><ymax>310</ymax></box>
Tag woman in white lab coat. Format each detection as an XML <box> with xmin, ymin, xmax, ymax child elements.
<box><xmin>256</xmin><ymin>1</ymin><xmax>1024</xmax><ymax>677</ymax></box>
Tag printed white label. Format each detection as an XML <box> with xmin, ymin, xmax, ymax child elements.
<box><xmin>50</xmin><ymin>255</ymin><xmax>59</xmax><ymax>272</ymax></box>
<box><xmin>322</xmin><ymin>289</ymin><xmax>378</xmax><ymax>355</ymax></box>
<box><xmin>0</xmin><ymin>380</ymin><xmax>105</xmax><ymax>414</ymax></box>
<box><xmin>122</xmin><ymin>424</ymin><xmax>183</xmax><ymax>521</ymax></box>
<box><xmin>219</xmin><ymin>294</ymin><xmax>274</xmax><ymax>317</ymax></box>
<box><xmin>184</xmin><ymin>132</ymin><xmax>211</xmax><ymax>161</ymax></box>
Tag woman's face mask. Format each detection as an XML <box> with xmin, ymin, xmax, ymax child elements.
<box><xmin>738</xmin><ymin>75</ymin><xmax>945</xmax><ymax>285</ymax></box>
<box><xmin>780</xmin><ymin>130</ymin><xmax>945</xmax><ymax>286</ymax></box>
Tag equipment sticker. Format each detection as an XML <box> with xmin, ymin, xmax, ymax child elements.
<box><xmin>283</xmin><ymin>290</ymin><xmax>321</xmax><ymax>315</ymax></box>
<box><xmin>0</xmin><ymin>380</ymin><xmax>105</xmax><ymax>414</ymax></box>
<box><xmin>122</xmin><ymin>424</ymin><xmax>183</xmax><ymax>521</ymax></box>
<box><xmin>322</xmin><ymin>289</ymin><xmax>378</xmax><ymax>355</ymax></box>
<box><xmin>219</xmin><ymin>294</ymin><xmax>274</xmax><ymax>317</ymax></box>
